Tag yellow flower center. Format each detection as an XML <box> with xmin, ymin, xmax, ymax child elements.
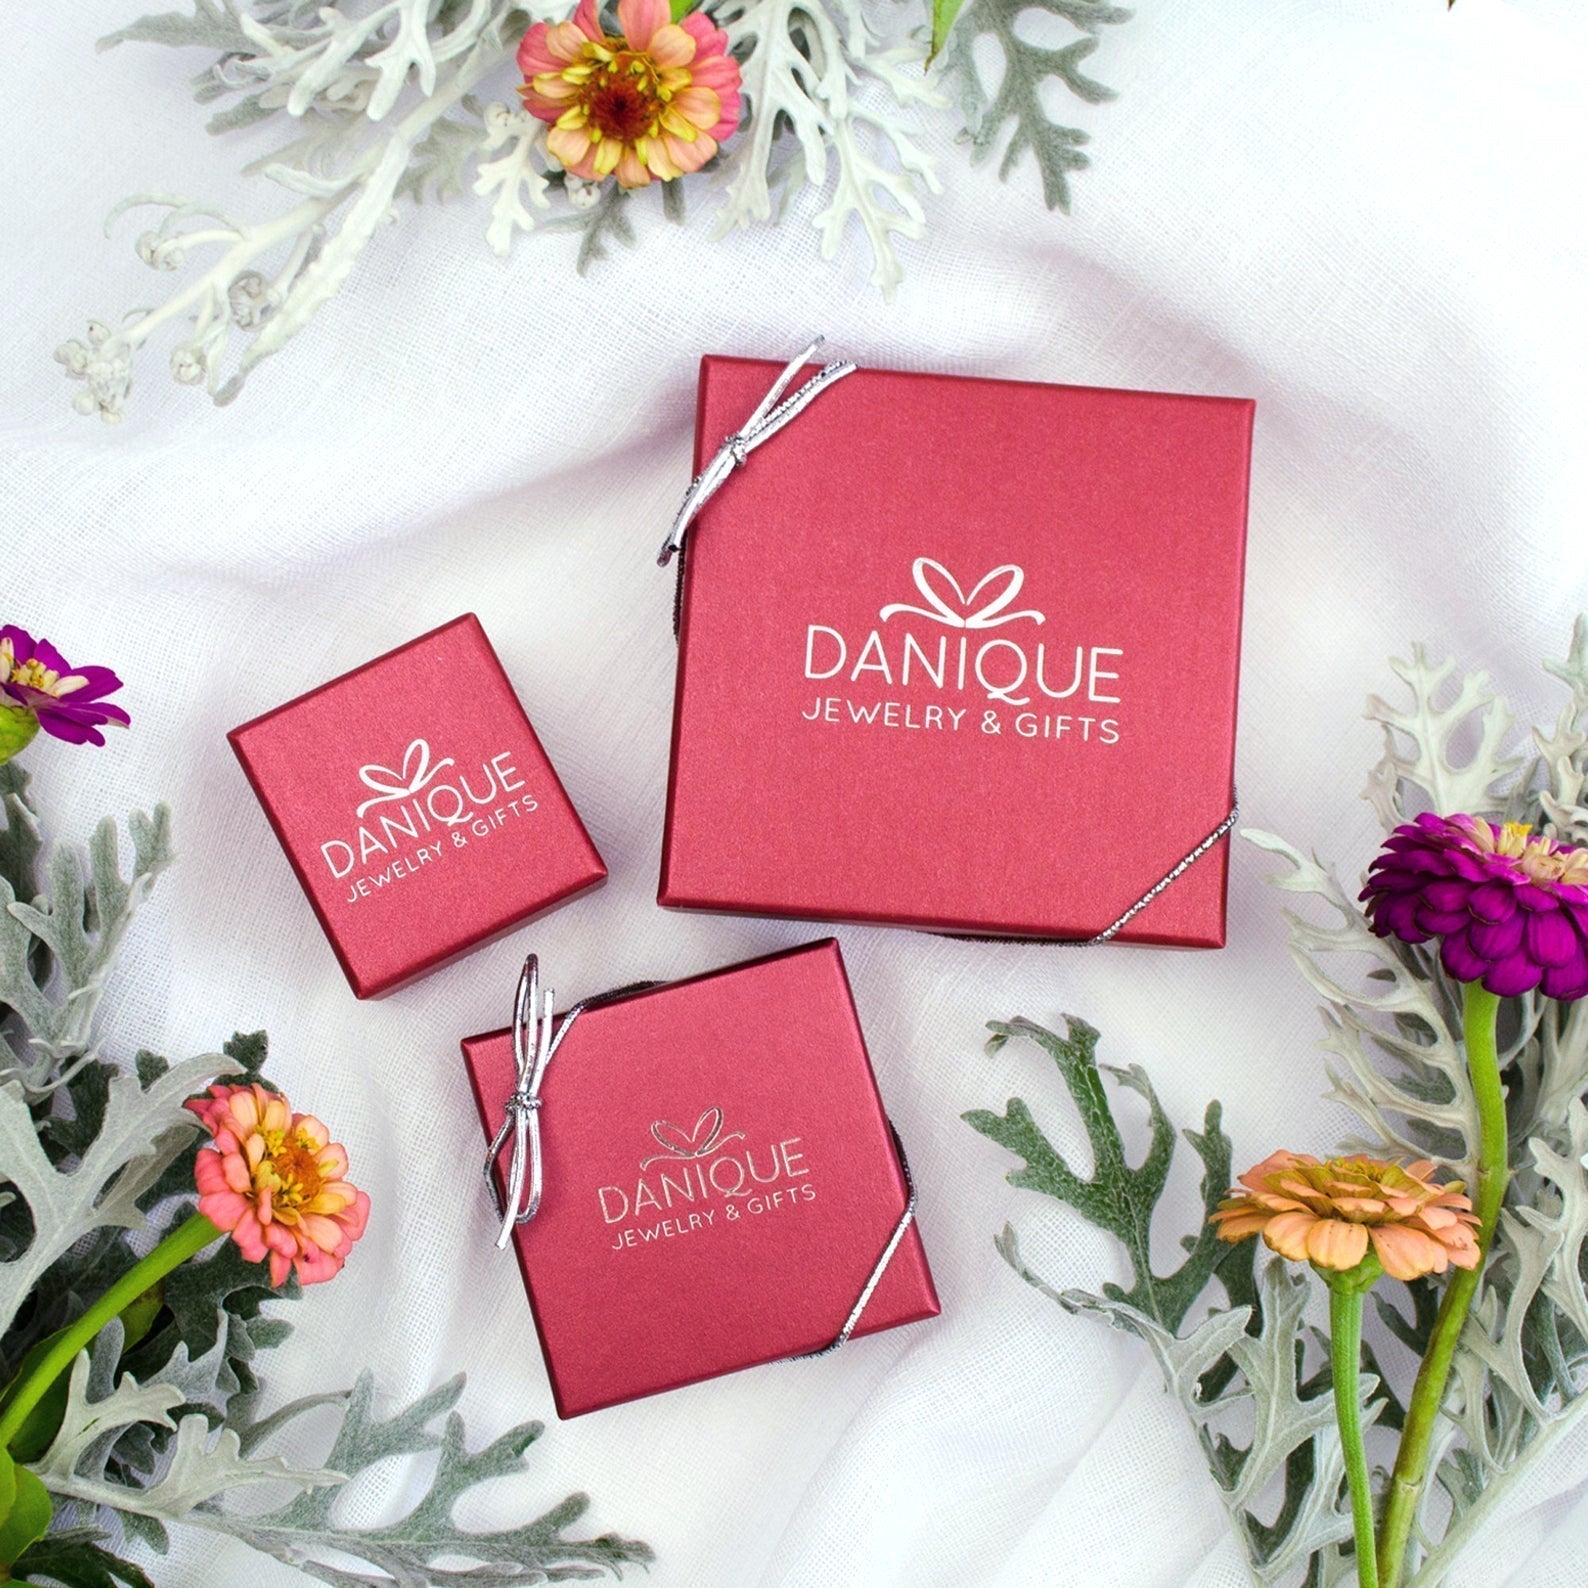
<box><xmin>9</xmin><ymin>659</ymin><xmax>61</xmax><ymax>694</ymax></box>
<box><xmin>567</xmin><ymin>45</ymin><xmax>670</xmax><ymax>143</ymax></box>
<box><xmin>255</xmin><ymin>1126</ymin><xmax>324</xmax><ymax>1214</ymax></box>
<box><xmin>1485</xmin><ymin>819</ymin><xmax>1588</xmax><ymax>885</ymax></box>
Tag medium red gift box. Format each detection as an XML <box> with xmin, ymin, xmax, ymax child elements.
<box><xmin>229</xmin><ymin>615</ymin><xmax>606</xmax><ymax>998</ymax></box>
<box><xmin>461</xmin><ymin>939</ymin><xmax>937</xmax><ymax>1418</ymax></box>
<box><xmin>659</xmin><ymin>355</ymin><xmax>1254</xmax><ymax>946</ymax></box>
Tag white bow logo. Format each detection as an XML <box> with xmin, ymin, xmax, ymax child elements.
<box><xmin>879</xmin><ymin>559</ymin><xmax>1046</xmax><ymax>629</ymax></box>
<box><xmin>354</xmin><ymin>738</ymin><xmax>455</xmax><ymax>818</ymax></box>
<box><xmin>640</xmin><ymin>1108</ymin><xmax>746</xmax><ymax>1168</ymax></box>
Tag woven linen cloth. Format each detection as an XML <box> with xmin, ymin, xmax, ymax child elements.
<box><xmin>4</xmin><ymin>1</ymin><xmax>1587</xmax><ymax>1583</ymax></box>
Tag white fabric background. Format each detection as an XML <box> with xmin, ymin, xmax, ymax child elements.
<box><xmin>6</xmin><ymin>0</ymin><xmax>1588</xmax><ymax>1583</ymax></box>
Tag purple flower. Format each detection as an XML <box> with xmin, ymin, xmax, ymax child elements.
<box><xmin>0</xmin><ymin>626</ymin><xmax>129</xmax><ymax>747</ymax></box>
<box><xmin>1361</xmin><ymin>812</ymin><xmax>1588</xmax><ymax>1002</ymax></box>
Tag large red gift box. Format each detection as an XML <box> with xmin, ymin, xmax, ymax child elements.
<box><xmin>229</xmin><ymin>615</ymin><xmax>606</xmax><ymax>998</ymax></box>
<box><xmin>462</xmin><ymin>939</ymin><xmax>937</xmax><ymax>1418</ymax></box>
<box><xmin>659</xmin><ymin>356</ymin><xmax>1254</xmax><ymax>946</ymax></box>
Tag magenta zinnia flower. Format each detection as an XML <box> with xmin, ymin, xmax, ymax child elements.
<box><xmin>0</xmin><ymin>626</ymin><xmax>129</xmax><ymax>747</ymax></box>
<box><xmin>1361</xmin><ymin>813</ymin><xmax>1588</xmax><ymax>1001</ymax></box>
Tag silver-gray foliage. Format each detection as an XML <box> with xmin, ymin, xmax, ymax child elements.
<box><xmin>191</xmin><ymin>1372</ymin><xmax>655</xmax><ymax>1586</ymax></box>
<box><xmin>942</xmin><ymin>0</ymin><xmax>1129</xmax><ymax>213</ymax></box>
<box><xmin>1</xmin><ymin>763</ymin><xmax>655</xmax><ymax>1583</ymax></box>
<box><xmin>62</xmin><ymin>0</ymin><xmax>948</xmax><ymax>416</ymax></box>
<box><xmin>975</xmin><ymin>617</ymin><xmax>1588</xmax><ymax>1586</ymax></box>
<box><xmin>0</xmin><ymin>760</ymin><xmax>175</xmax><ymax>1095</ymax></box>
<box><xmin>1245</xmin><ymin>616</ymin><xmax>1588</xmax><ymax>1586</ymax></box>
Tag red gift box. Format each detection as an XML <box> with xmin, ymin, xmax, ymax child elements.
<box><xmin>660</xmin><ymin>356</ymin><xmax>1253</xmax><ymax>946</ymax></box>
<box><xmin>462</xmin><ymin>939</ymin><xmax>938</xmax><ymax>1418</ymax></box>
<box><xmin>229</xmin><ymin>615</ymin><xmax>606</xmax><ymax>998</ymax></box>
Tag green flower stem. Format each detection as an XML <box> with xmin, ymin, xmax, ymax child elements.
<box><xmin>1328</xmin><ymin>1280</ymin><xmax>1379</xmax><ymax>1588</ymax></box>
<box><xmin>1378</xmin><ymin>982</ymin><xmax>1508</xmax><ymax>1588</ymax></box>
<box><xmin>0</xmin><ymin>1214</ymin><xmax>220</xmax><ymax>1454</ymax></box>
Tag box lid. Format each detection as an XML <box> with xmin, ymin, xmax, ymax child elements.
<box><xmin>660</xmin><ymin>357</ymin><xmax>1253</xmax><ymax>945</ymax></box>
<box><xmin>462</xmin><ymin>940</ymin><xmax>938</xmax><ymax>1418</ymax></box>
<box><xmin>229</xmin><ymin>615</ymin><xmax>606</xmax><ymax>998</ymax></box>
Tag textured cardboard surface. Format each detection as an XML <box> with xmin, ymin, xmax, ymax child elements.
<box><xmin>463</xmin><ymin>940</ymin><xmax>938</xmax><ymax>1418</ymax></box>
<box><xmin>662</xmin><ymin>358</ymin><xmax>1253</xmax><ymax>945</ymax></box>
<box><xmin>230</xmin><ymin>615</ymin><xmax>606</xmax><ymax>997</ymax></box>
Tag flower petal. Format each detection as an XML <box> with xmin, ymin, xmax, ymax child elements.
<box><xmin>1305</xmin><ymin>1216</ymin><xmax>1369</xmax><ymax>1272</ymax></box>
<box><xmin>617</xmin><ymin>0</ymin><xmax>669</xmax><ymax>48</ymax></box>
<box><xmin>1261</xmin><ymin>1210</ymin><xmax>1318</xmax><ymax>1262</ymax></box>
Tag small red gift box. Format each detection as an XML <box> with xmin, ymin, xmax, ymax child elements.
<box><xmin>229</xmin><ymin>615</ymin><xmax>606</xmax><ymax>998</ymax></box>
<box><xmin>462</xmin><ymin>939</ymin><xmax>938</xmax><ymax>1418</ymax></box>
<box><xmin>660</xmin><ymin>356</ymin><xmax>1254</xmax><ymax>946</ymax></box>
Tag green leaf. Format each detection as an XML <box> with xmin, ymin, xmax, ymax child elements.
<box><xmin>929</xmin><ymin>0</ymin><xmax>968</xmax><ymax>64</ymax></box>
<box><xmin>941</xmin><ymin>0</ymin><xmax>1128</xmax><ymax>211</ymax></box>
<box><xmin>0</xmin><ymin>1458</ymin><xmax>52</xmax><ymax>1565</ymax></box>
<box><xmin>669</xmin><ymin>0</ymin><xmax>695</xmax><ymax>17</ymax></box>
<box><xmin>966</xmin><ymin>1014</ymin><xmax>1243</xmax><ymax>1333</ymax></box>
<box><xmin>194</xmin><ymin>1371</ymin><xmax>656</xmax><ymax>1585</ymax></box>
<box><xmin>0</xmin><ymin>1280</ymin><xmax>162</xmax><ymax>1464</ymax></box>
<box><xmin>9</xmin><ymin>1528</ymin><xmax>153</xmax><ymax>1588</ymax></box>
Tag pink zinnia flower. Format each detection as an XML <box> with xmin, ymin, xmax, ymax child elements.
<box><xmin>0</xmin><ymin>625</ymin><xmax>129</xmax><ymax>748</ymax></box>
<box><xmin>1211</xmin><ymin>1150</ymin><xmax>1481</xmax><ymax>1282</ymax></box>
<box><xmin>517</xmin><ymin>0</ymin><xmax>742</xmax><ymax>188</ymax></box>
<box><xmin>1361</xmin><ymin>813</ymin><xmax>1588</xmax><ymax>1002</ymax></box>
<box><xmin>186</xmin><ymin>1082</ymin><xmax>370</xmax><ymax>1287</ymax></box>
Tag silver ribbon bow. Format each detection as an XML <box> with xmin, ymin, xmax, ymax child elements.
<box><xmin>484</xmin><ymin>955</ymin><xmax>578</xmax><ymax>1250</ymax></box>
<box><xmin>656</xmin><ymin>336</ymin><xmax>856</xmax><ymax>567</ymax></box>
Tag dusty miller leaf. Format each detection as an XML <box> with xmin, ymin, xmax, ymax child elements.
<box><xmin>29</xmin><ymin>1324</ymin><xmax>338</xmax><ymax>1520</ymax></box>
<box><xmin>472</xmin><ymin>102</ymin><xmax>551</xmax><ymax>255</ymax></box>
<box><xmin>713</xmin><ymin>0</ymin><xmax>942</xmax><ymax>298</ymax></box>
<box><xmin>966</xmin><ymin>1014</ymin><xmax>1250</xmax><ymax>1333</ymax></box>
<box><xmin>942</xmin><ymin>0</ymin><xmax>1128</xmax><ymax>212</ymax></box>
<box><xmin>1083</xmin><ymin>1264</ymin><xmax>1373</xmax><ymax>1583</ymax></box>
<box><xmin>1244</xmin><ymin>829</ymin><xmax>1479</xmax><ymax>1168</ymax></box>
<box><xmin>1456</xmin><ymin>1101</ymin><xmax>1588</xmax><ymax>1434</ymax></box>
<box><xmin>0</xmin><ymin>1053</ymin><xmax>236</xmax><ymax>1340</ymax></box>
<box><xmin>0</xmin><ymin>761</ymin><xmax>42</xmax><ymax>916</ymax></box>
<box><xmin>189</xmin><ymin>1371</ymin><xmax>656</xmax><ymax>1585</ymax></box>
<box><xmin>1361</xmin><ymin>643</ymin><xmax>1523</xmax><ymax>830</ymax></box>
<box><xmin>971</xmin><ymin>1022</ymin><xmax>1368</xmax><ymax>1584</ymax></box>
<box><xmin>98</xmin><ymin>0</ymin><xmax>263</xmax><ymax>56</ymax></box>
<box><xmin>0</xmin><ymin>800</ymin><xmax>174</xmax><ymax>1093</ymax></box>
<box><xmin>547</xmin><ymin>184</ymin><xmax>638</xmax><ymax>274</ymax></box>
<box><xmin>1536</xmin><ymin>613</ymin><xmax>1588</xmax><ymax>847</ymax></box>
<box><xmin>27</xmin><ymin>1326</ymin><xmax>184</xmax><ymax>1493</ymax></box>
<box><xmin>397</xmin><ymin>107</ymin><xmax>488</xmax><ymax>204</ymax></box>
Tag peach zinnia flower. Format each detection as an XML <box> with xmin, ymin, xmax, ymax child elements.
<box><xmin>517</xmin><ymin>0</ymin><xmax>742</xmax><ymax>188</ymax></box>
<box><xmin>186</xmin><ymin>1083</ymin><xmax>370</xmax><ymax>1287</ymax></box>
<box><xmin>1211</xmin><ymin>1150</ymin><xmax>1480</xmax><ymax>1281</ymax></box>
